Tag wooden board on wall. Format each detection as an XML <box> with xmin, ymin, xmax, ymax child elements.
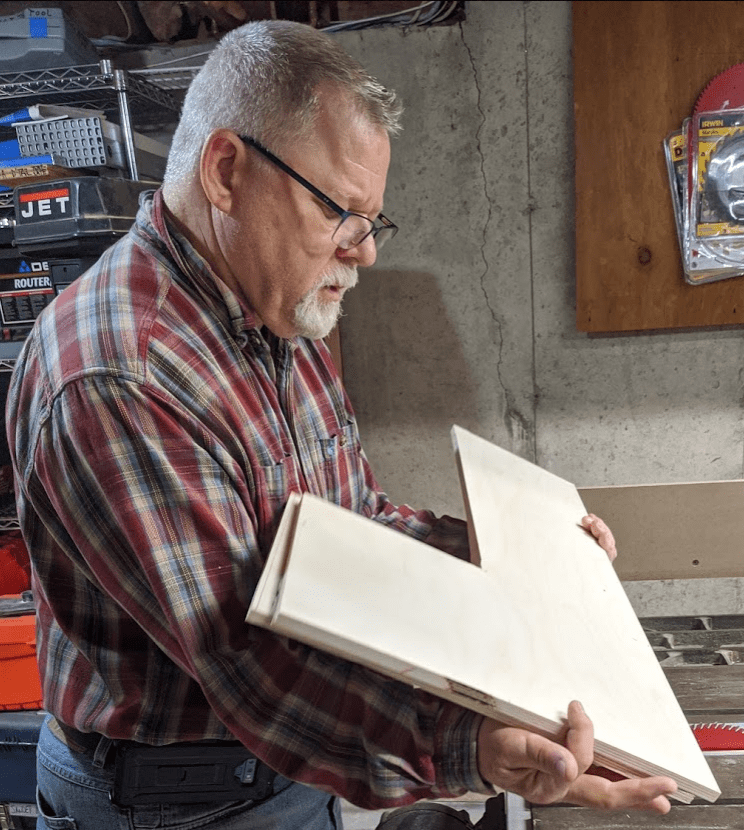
<box><xmin>573</xmin><ymin>1</ymin><xmax>744</xmax><ymax>332</ymax></box>
<box><xmin>579</xmin><ymin>481</ymin><xmax>744</xmax><ymax>581</ymax></box>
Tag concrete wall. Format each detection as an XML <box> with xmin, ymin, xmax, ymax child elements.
<box><xmin>336</xmin><ymin>1</ymin><xmax>744</xmax><ymax>615</ymax></box>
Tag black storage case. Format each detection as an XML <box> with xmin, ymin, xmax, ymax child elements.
<box><xmin>0</xmin><ymin>709</ymin><xmax>44</xmax><ymax>803</ymax></box>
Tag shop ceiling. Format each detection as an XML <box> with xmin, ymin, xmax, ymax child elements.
<box><xmin>0</xmin><ymin>1</ymin><xmax>463</xmax><ymax>48</ymax></box>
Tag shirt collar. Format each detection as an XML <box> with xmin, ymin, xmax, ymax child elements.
<box><xmin>146</xmin><ymin>188</ymin><xmax>262</xmax><ymax>338</ymax></box>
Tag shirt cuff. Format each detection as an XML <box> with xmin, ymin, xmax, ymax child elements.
<box><xmin>436</xmin><ymin>706</ymin><xmax>502</xmax><ymax>797</ymax></box>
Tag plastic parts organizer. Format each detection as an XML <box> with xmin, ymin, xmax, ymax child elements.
<box><xmin>15</xmin><ymin>116</ymin><xmax>123</xmax><ymax>170</ymax></box>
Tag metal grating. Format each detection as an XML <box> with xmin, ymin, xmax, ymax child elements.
<box><xmin>642</xmin><ymin>615</ymin><xmax>744</xmax><ymax>666</ymax></box>
<box><xmin>130</xmin><ymin>66</ymin><xmax>199</xmax><ymax>92</ymax></box>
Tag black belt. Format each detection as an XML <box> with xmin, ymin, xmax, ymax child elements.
<box><xmin>48</xmin><ymin>716</ymin><xmax>277</xmax><ymax>806</ymax></box>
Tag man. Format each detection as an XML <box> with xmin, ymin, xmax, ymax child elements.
<box><xmin>6</xmin><ymin>19</ymin><xmax>676</xmax><ymax>830</ymax></box>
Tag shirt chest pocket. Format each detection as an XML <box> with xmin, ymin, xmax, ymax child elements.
<box><xmin>307</xmin><ymin>421</ymin><xmax>367</xmax><ymax>512</ymax></box>
<box><xmin>252</xmin><ymin>453</ymin><xmax>303</xmax><ymax>550</ymax></box>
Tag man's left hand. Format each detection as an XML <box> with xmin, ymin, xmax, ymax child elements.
<box><xmin>581</xmin><ymin>514</ymin><xmax>617</xmax><ymax>562</ymax></box>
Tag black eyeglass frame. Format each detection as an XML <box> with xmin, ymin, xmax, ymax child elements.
<box><xmin>239</xmin><ymin>135</ymin><xmax>398</xmax><ymax>250</ymax></box>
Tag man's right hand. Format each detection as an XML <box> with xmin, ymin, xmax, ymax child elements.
<box><xmin>477</xmin><ymin>701</ymin><xmax>677</xmax><ymax>814</ymax></box>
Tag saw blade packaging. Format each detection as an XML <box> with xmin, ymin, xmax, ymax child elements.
<box><xmin>665</xmin><ymin>63</ymin><xmax>744</xmax><ymax>284</ymax></box>
<box><xmin>663</xmin><ymin>124</ymin><xmax>728</xmax><ymax>283</ymax></box>
<box><xmin>690</xmin><ymin>110</ymin><xmax>744</xmax><ymax>279</ymax></box>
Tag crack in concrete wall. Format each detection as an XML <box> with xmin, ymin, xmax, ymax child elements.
<box><xmin>459</xmin><ymin>13</ymin><xmax>536</xmax><ymax>460</ymax></box>
<box><xmin>521</xmin><ymin>4</ymin><xmax>538</xmax><ymax>464</ymax></box>
<box><xmin>458</xmin><ymin>21</ymin><xmax>496</xmax><ymax>331</ymax></box>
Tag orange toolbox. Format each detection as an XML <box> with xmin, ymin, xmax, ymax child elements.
<box><xmin>0</xmin><ymin>594</ymin><xmax>42</xmax><ymax>711</ymax></box>
<box><xmin>0</xmin><ymin>528</ymin><xmax>41</xmax><ymax>712</ymax></box>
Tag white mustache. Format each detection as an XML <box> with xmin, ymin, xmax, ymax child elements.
<box><xmin>319</xmin><ymin>264</ymin><xmax>358</xmax><ymax>294</ymax></box>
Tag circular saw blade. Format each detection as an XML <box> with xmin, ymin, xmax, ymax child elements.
<box><xmin>701</xmin><ymin>130</ymin><xmax>744</xmax><ymax>224</ymax></box>
<box><xmin>692</xmin><ymin>723</ymin><xmax>744</xmax><ymax>751</ymax></box>
<box><xmin>694</xmin><ymin>64</ymin><xmax>744</xmax><ymax>115</ymax></box>
<box><xmin>687</xmin><ymin>64</ymin><xmax>744</xmax><ymax>203</ymax></box>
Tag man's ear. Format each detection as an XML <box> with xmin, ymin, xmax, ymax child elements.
<box><xmin>200</xmin><ymin>129</ymin><xmax>246</xmax><ymax>215</ymax></box>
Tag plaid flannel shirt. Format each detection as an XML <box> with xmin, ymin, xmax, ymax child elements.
<box><xmin>6</xmin><ymin>189</ymin><xmax>490</xmax><ymax>808</ymax></box>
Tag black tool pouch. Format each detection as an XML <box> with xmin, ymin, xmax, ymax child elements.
<box><xmin>378</xmin><ymin>802</ymin><xmax>476</xmax><ymax>829</ymax></box>
<box><xmin>112</xmin><ymin>742</ymin><xmax>277</xmax><ymax>806</ymax></box>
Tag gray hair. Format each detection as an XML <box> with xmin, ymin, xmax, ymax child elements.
<box><xmin>162</xmin><ymin>20</ymin><xmax>402</xmax><ymax>189</ymax></box>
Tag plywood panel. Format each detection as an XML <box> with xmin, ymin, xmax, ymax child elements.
<box><xmin>248</xmin><ymin>426</ymin><xmax>720</xmax><ymax>802</ymax></box>
<box><xmin>451</xmin><ymin>426</ymin><xmax>718</xmax><ymax>801</ymax></box>
<box><xmin>573</xmin><ymin>1</ymin><xmax>744</xmax><ymax>332</ymax></box>
<box><xmin>578</xmin><ymin>481</ymin><xmax>744</xmax><ymax>581</ymax></box>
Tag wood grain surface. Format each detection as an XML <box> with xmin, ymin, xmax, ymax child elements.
<box><xmin>573</xmin><ymin>1</ymin><xmax>744</xmax><ymax>332</ymax></box>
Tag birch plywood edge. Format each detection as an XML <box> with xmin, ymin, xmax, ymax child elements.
<box><xmin>450</xmin><ymin>425</ymin><xmax>719</xmax><ymax>804</ymax></box>
<box><xmin>248</xmin><ymin>491</ymin><xmax>302</xmax><ymax>628</ymax></box>
<box><xmin>245</xmin><ymin>429</ymin><xmax>720</xmax><ymax>803</ymax></box>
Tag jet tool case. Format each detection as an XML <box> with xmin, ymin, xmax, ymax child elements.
<box><xmin>13</xmin><ymin>176</ymin><xmax>154</xmax><ymax>254</ymax></box>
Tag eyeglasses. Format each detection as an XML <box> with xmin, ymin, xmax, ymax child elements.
<box><xmin>239</xmin><ymin>135</ymin><xmax>398</xmax><ymax>251</ymax></box>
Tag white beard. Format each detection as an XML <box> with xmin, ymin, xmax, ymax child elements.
<box><xmin>293</xmin><ymin>263</ymin><xmax>358</xmax><ymax>339</ymax></box>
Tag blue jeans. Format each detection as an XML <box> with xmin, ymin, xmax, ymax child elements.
<box><xmin>35</xmin><ymin>715</ymin><xmax>343</xmax><ymax>829</ymax></box>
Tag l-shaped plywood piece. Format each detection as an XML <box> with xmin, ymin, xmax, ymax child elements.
<box><xmin>247</xmin><ymin>426</ymin><xmax>720</xmax><ymax>803</ymax></box>
<box><xmin>450</xmin><ymin>425</ymin><xmax>719</xmax><ymax>801</ymax></box>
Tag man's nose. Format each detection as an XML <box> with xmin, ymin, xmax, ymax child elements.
<box><xmin>337</xmin><ymin>234</ymin><xmax>377</xmax><ymax>268</ymax></box>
